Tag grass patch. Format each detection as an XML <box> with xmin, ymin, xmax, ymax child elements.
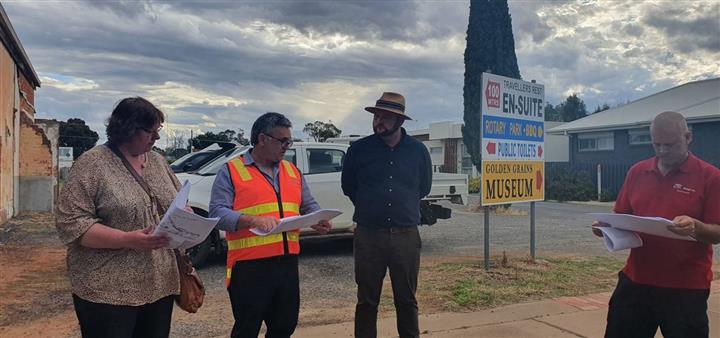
<box><xmin>418</xmin><ymin>255</ymin><xmax>625</xmax><ymax>312</ymax></box>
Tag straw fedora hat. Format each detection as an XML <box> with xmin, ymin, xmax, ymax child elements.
<box><xmin>365</xmin><ymin>92</ymin><xmax>412</xmax><ymax>120</ymax></box>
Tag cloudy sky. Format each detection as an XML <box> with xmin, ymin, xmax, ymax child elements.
<box><xmin>4</xmin><ymin>0</ymin><xmax>719</xmax><ymax>145</ymax></box>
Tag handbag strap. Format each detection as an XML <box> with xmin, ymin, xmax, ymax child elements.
<box><xmin>108</xmin><ymin>144</ymin><xmax>152</xmax><ymax>196</ymax></box>
<box><xmin>108</xmin><ymin>144</ymin><xmax>185</xmax><ymax>255</ymax></box>
<box><xmin>107</xmin><ymin>144</ymin><xmax>166</xmax><ymax>216</ymax></box>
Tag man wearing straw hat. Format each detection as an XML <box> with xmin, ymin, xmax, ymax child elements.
<box><xmin>342</xmin><ymin>92</ymin><xmax>432</xmax><ymax>338</ymax></box>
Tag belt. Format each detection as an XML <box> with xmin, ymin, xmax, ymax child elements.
<box><xmin>357</xmin><ymin>225</ymin><xmax>417</xmax><ymax>233</ymax></box>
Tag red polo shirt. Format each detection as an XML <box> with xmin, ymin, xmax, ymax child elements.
<box><xmin>614</xmin><ymin>154</ymin><xmax>720</xmax><ymax>289</ymax></box>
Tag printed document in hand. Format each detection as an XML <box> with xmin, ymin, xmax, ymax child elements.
<box><xmin>250</xmin><ymin>209</ymin><xmax>342</xmax><ymax>236</ymax></box>
<box><xmin>588</xmin><ymin>213</ymin><xmax>695</xmax><ymax>242</ymax></box>
<box><xmin>153</xmin><ymin>181</ymin><xmax>220</xmax><ymax>249</ymax></box>
<box><xmin>592</xmin><ymin>226</ymin><xmax>643</xmax><ymax>252</ymax></box>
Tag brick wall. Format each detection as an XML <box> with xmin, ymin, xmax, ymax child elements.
<box><xmin>442</xmin><ymin>139</ymin><xmax>458</xmax><ymax>173</ymax></box>
<box><xmin>19</xmin><ymin>113</ymin><xmax>53</xmax><ymax>177</ymax></box>
<box><xmin>18</xmin><ymin>73</ymin><xmax>34</xmax><ymax>117</ymax></box>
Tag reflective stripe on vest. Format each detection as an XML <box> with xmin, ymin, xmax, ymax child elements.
<box><xmin>225</xmin><ymin>156</ymin><xmax>302</xmax><ymax>287</ymax></box>
<box><xmin>239</xmin><ymin>202</ymin><xmax>300</xmax><ymax>216</ymax></box>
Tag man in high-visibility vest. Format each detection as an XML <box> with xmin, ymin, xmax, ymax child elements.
<box><xmin>209</xmin><ymin>112</ymin><xmax>332</xmax><ymax>338</ymax></box>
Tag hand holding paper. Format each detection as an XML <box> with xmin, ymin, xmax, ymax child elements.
<box><xmin>153</xmin><ymin>181</ymin><xmax>220</xmax><ymax>249</ymax></box>
<box><xmin>250</xmin><ymin>209</ymin><xmax>341</xmax><ymax>236</ymax></box>
<box><xmin>588</xmin><ymin>213</ymin><xmax>695</xmax><ymax>252</ymax></box>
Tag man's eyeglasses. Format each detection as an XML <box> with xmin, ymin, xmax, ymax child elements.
<box><xmin>264</xmin><ymin>133</ymin><xmax>293</xmax><ymax>148</ymax></box>
<box><xmin>141</xmin><ymin>125</ymin><xmax>163</xmax><ymax>135</ymax></box>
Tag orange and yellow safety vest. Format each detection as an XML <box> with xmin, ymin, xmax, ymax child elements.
<box><xmin>225</xmin><ymin>156</ymin><xmax>302</xmax><ymax>286</ymax></box>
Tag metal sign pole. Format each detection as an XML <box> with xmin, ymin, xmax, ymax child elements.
<box><xmin>484</xmin><ymin>206</ymin><xmax>490</xmax><ymax>271</ymax></box>
<box><xmin>530</xmin><ymin>202</ymin><xmax>536</xmax><ymax>261</ymax></box>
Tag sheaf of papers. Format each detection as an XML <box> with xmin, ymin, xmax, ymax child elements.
<box><xmin>153</xmin><ymin>180</ymin><xmax>220</xmax><ymax>249</ymax></box>
<box><xmin>250</xmin><ymin>209</ymin><xmax>342</xmax><ymax>236</ymax></box>
<box><xmin>592</xmin><ymin>226</ymin><xmax>643</xmax><ymax>252</ymax></box>
<box><xmin>588</xmin><ymin>213</ymin><xmax>695</xmax><ymax>242</ymax></box>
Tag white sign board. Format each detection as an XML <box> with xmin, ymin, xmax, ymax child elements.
<box><xmin>481</xmin><ymin>73</ymin><xmax>545</xmax><ymax>206</ymax></box>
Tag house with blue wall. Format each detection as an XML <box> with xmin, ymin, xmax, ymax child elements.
<box><xmin>546</xmin><ymin>78</ymin><xmax>719</xmax><ymax>196</ymax></box>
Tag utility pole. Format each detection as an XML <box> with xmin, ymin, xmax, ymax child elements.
<box><xmin>189</xmin><ymin>129</ymin><xmax>193</xmax><ymax>152</ymax></box>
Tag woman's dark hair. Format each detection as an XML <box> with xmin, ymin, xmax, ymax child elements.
<box><xmin>251</xmin><ymin>112</ymin><xmax>292</xmax><ymax>145</ymax></box>
<box><xmin>106</xmin><ymin>97</ymin><xmax>165</xmax><ymax>146</ymax></box>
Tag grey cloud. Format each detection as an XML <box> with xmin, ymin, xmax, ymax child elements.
<box><xmin>622</xmin><ymin>24</ymin><xmax>644</xmax><ymax>37</ymax></box>
<box><xmin>643</xmin><ymin>5</ymin><xmax>720</xmax><ymax>52</ymax></box>
<box><xmin>509</xmin><ymin>1</ymin><xmax>558</xmax><ymax>45</ymax></box>
<box><xmin>84</xmin><ymin>0</ymin><xmax>153</xmax><ymax>18</ymax></box>
<box><xmin>167</xmin><ymin>1</ymin><xmax>428</xmax><ymax>42</ymax></box>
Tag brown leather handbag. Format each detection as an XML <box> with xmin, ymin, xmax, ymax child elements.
<box><xmin>174</xmin><ymin>249</ymin><xmax>205</xmax><ymax>313</ymax></box>
<box><xmin>109</xmin><ymin>144</ymin><xmax>205</xmax><ymax>313</ymax></box>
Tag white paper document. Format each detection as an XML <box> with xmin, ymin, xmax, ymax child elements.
<box><xmin>153</xmin><ymin>181</ymin><xmax>220</xmax><ymax>249</ymax></box>
<box><xmin>250</xmin><ymin>209</ymin><xmax>343</xmax><ymax>236</ymax></box>
<box><xmin>588</xmin><ymin>213</ymin><xmax>695</xmax><ymax>242</ymax></box>
<box><xmin>592</xmin><ymin>226</ymin><xmax>643</xmax><ymax>252</ymax></box>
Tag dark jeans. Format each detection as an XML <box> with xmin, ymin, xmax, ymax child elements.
<box><xmin>72</xmin><ymin>294</ymin><xmax>174</xmax><ymax>338</ymax></box>
<box><xmin>227</xmin><ymin>255</ymin><xmax>300</xmax><ymax>338</ymax></box>
<box><xmin>605</xmin><ymin>272</ymin><xmax>710</xmax><ymax>338</ymax></box>
<box><xmin>354</xmin><ymin>226</ymin><xmax>421</xmax><ymax>338</ymax></box>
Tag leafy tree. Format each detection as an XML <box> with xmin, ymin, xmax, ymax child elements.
<box><xmin>544</xmin><ymin>103</ymin><xmax>562</xmax><ymax>122</ymax></box>
<box><xmin>303</xmin><ymin>120</ymin><xmax>342</xmax><ymax>142</ymax></box>
<box><xmin>59</xmin><ymin>118</ymin><xmax>99</xmax><ymax>159</ymax></box>
<box><xmin>462</xmin><ymin>0</ymin><xmax>521</xmax><ymax>169</ymax></box>
<box><xmin>192</xmin><ymin>129</ymin><xmax>235</xmax><ymax>149</ymax></box>
<box><xmin>592</xmin><ymin>103</ymin><xmax>611</xmax><ymax>114</ymax></box>
<box><xmin>557</xmin><ymin>94</ymin><xmax>588</xmax><ymax>122</ymax></box>
<box><xmin>234</xmin><ymin>128</ymin><xmax>250</xmax><ymax>146</ymax></box>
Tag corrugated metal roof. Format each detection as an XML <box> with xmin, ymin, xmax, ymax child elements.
<box><xmin>547</xmin><ymin>78</ymin><xmax>720</xmax><ymax>134</ymax></box>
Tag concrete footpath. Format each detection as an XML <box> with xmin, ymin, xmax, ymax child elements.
<box><xmin>294</xmin><ymin>282</ymin><xmax>720</xmax><ymax>338</ymax></box>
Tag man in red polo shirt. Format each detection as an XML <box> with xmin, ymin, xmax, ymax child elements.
<box><xmin>594</xmin><ymin>111</ymin><xmax>720</xmax><ymax>338</ymax></box>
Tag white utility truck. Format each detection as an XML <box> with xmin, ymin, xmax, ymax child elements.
<box><xmin>176</xmin><ymin>142</ymin><xmax>468</xmax><ymax>266</ymax></box>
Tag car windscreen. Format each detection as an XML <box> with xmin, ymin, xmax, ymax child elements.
<box><xmin>170</xmin><ymin>151</ymin><xmax>196</xmax><ymax>167</ymax></box>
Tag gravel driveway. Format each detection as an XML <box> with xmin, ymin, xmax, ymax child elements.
<box><xmin>171</xmin><ymin>200</ymin><xmax>638</xmax><ymax>336</ymax></box>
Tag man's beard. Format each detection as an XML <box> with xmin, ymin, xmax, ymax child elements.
<box><xmin>374</xmin><ymin>123</ymin><xmax>402</xmax><ymax>137</ymax></box>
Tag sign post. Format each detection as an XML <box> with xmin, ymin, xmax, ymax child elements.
<box><xmin>480</xmin><ymin>73</ymin><xmax>545</xmax><ymax>268</ymax></box>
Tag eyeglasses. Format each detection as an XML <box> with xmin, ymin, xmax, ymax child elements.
<box><xmin>141</xmin><ymin>125</ymin><xmax>163</xmax><ymax>135</ymax></box>
<box><xmin>264</xmin><ymin>133</ymin><xmax>293</xmax><ymax>148</ymax></box>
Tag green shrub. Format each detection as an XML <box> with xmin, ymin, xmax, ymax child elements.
<box><xmin>469</xmin><ymin>177</ymin><xmax>481</xmax><ymax>193</ymax></box>
<box><xmin>599</xmin><ymin>189</ymin><xmax>616</xmax><ymax>202</ymax></box>
<box><xmin>546</xmin><ymin>168</ymin><xmax>595</xmax><ymax>202</ymax></box>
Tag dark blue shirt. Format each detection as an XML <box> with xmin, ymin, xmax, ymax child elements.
<box><xmin>341</xmin><ymin>128</ymin><xmax>432</xmax><ymax>228</ymax></box>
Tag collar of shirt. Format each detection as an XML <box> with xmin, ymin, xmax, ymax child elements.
<box><xmin>369</xmin><ymin>127</ymin><xmax>411</xmax><ymax>148</ymax></box>
<box><xmin>243</xmin><ymin>148</ymin><xmax>280</xmax><ymax>182</ymax></box>
<box><xmin>645</xmin><ymin>153</ymin><xmax>697</xmax><ymax>176</ymax></box>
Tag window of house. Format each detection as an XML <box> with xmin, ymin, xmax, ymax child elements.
<box><xmin>306</xmin><ymin>148</ymin><xmax>344</xmax><ymax>174</ymax></box>
<box><xmin>430</xmin><ymin>146</ymin><xmax>443</xmax><ymax>154</ymax></box>
<box><xmin>578</xmin><ymin>132</ymin><xmax>614</xmax><ymax>151</ymax></box>
<box><xmin>629</xmin><ymin>128</ymin><xmax>651</xmax><ymax>145</ymax></box>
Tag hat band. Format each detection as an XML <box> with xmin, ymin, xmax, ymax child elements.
<box><xmin>376</xmin><ymin>99</ymin><xmax>404</xmax><ymax>112</ymax></box>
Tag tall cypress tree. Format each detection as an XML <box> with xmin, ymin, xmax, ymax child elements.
<box><xmin>462</xmin><ymin>0</ymin><xmax>521</xmax><ymax>170</ymax></box>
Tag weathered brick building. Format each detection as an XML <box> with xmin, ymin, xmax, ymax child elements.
<box><xmin>0</xmin><ymin>4</ymin><xmax>51</xmax><ymax>224</ymax></box>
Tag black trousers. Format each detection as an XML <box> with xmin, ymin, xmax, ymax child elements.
<box><xmin>605</xmin><ymin>272</ymin><xmax>710</xmax><ymax>338</ymax></box>
<box><xmin>227</xmin><ymin>255</ymin><xmax>300</xmax><ymax>338</ymax></box>
<box><xmin>354</xmin><ymin>226</ymin><xmax>421</xmax><ymax>338</ymax></box>
<box><xmin>72</xmin><ymin>294</ymin><xmax>174</xmax><ymax>338</ymax></box>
